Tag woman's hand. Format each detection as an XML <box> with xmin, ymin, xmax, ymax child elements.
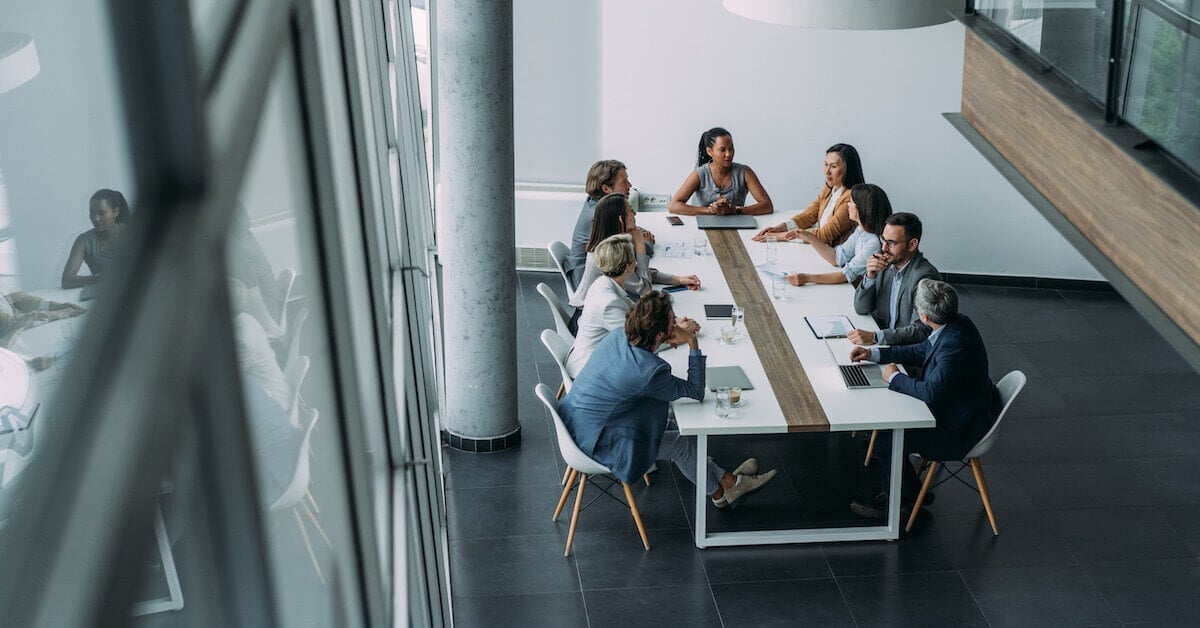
<box><xmin>751</xmin><ymin>224</ymin><xmax>786</xmax><ymax>242</ymax></box>
<box><xmin>786</xmin><ymin>273</ymin><xmax>810</xmax><ymax>286</ymax></box>
<box><xmin>786</xmin><ymin>229</ymin><xmax>815</xmax><ymax>244</ymax></box>
<box><xmin>676</xmin><ymin>275</ymin><xmax>701</xmax><ymax>290</ymax></box>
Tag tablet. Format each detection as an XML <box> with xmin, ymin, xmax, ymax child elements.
<box><xmin>704</xmin><ymin>304</ymin><xmax>733</xmax><ymax>319</ymax></box>
<box><xmin>706</xmin><ymin>366</ymin><xmax>754</xmax><ymax>391</ymax></box>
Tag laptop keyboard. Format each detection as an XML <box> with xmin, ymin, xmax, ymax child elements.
<box><xmin>839</xmin><ymin>364</ymin><xmax>870</xmax><ymax>388</ymax></box>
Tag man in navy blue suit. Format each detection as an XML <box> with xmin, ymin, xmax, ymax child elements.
<box><xmin>848</xmin><ymin>278</ymin><xmax>1002</xmax><ymax>519</ymax></box>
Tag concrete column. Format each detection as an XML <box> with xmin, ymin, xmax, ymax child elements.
<box><xmin>436</xmin><ymin>0</ymin><xmax>520</xmax><ymax>452</ymax></box>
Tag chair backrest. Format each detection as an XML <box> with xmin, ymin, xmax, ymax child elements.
<box><xmin>270</xmin><ymin>407</ymin><xmax>320</xmax><ymax>511</ymax></box>
<box><xmin>540</xmin><ymin>329</ymin><xmax>575</xmax><ymax>394</ymax></box>
<box><xmin>536</xmin><ymin>282</ymin><xmax>574</xmax><ymax>344</ymax></box>
<box><xmin>534</xmin><ymin>383</ymin><xmax>610</xmax><ymax>475</ymax></box>
<box><xmin>547</xmin><ymin>240</ymin><xmax>577</xmax><ymax>302</ymax></box>
<box><xmin>273</xmin><ymin>268</ymin><xmax>297</xmax><ymax>328</ymax></box>
<box><xmin>966</xmin><ymin>370</ymin><xmax>1027</xmax><ymax>459</ymax></box>
<box><xmin>282</xmin><ymin>307</ymin><xmax>309</xmax><ymax>371</ymax></box>
<box><xmin>284</xmin><ymin>355</ymin><xmax>310</xmax><ymax>428</ymax></box>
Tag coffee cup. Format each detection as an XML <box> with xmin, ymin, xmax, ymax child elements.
<box><xmin>729</xmin><ymin>387</ymin><xmax>741</xmax><ymax>405</ymax></box>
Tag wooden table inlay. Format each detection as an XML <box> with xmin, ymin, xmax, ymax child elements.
<box><xmin>705</xmin><ymin>230</ymin><xmax>829</xmax><ymax>432</ymax></box>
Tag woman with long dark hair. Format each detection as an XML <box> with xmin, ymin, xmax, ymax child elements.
<box><xmin>61</xmin><ymin>188</ymin><xmax>130</xmax><ymax>288</ymax></box>
<box><xmin>669</xmin><ymin>127</ymin><xmax>773</xmax><ymax>216</ymax></box>
<box><xmin>786</xmin><ymin>183</ymin><xmax>893</xmax><ymax>287</ymax></box>
<box><xmin>754</xmin><ymin>143</ymin><xmax>864</xmax><ymax>246</ymax></box>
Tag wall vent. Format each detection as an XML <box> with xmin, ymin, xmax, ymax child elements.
<box><xmin>516</xmin><ymin>246</ymin><xmax>555</xmax><ymax>271</ymax></box>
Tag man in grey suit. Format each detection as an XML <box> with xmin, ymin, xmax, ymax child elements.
<box><xmin>848</xmin><ymin>212</ymin><xmax>940</xmax><ymax>347</ymax></box>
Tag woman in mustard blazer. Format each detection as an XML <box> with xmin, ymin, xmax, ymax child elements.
<box><xmin>753</xmin><ymin>143</ymin><xmax>864</xmax><ymax>246</ymax></box>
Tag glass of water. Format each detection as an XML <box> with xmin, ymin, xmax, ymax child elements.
<box><xmin>693</xmin><ymin>236</ymin><xmax>708</xmax><ymax>256</ymax></box>
<box><xmin>765</xmin><ymin>235</ymin><xmax>778</xmax><ymax>266</ymax></box>
<box><xmin>715</xmin><ymin>387</ymin><xmax>733</xmax><ymax>418</ymax></box>
<box><xmin>772</xmin><ymin>276</ymin><xmax>788</xmax><ymax>300</ymax></box>
<box><xmin>731</xmin><ymin>305</ymin><xmax>745</xmax><ymax>339</ymax></box>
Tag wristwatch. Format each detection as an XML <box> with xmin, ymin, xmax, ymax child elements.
<box><xmin>734</xmin><ymin>205</ymin><xmax>742</xmax><ymax>215</ymax></box>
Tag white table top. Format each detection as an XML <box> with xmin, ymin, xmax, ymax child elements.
<box><xmin>638</xmin><ymin>214</ymin><xmax>935</xmax><ymax>436</ymax></box>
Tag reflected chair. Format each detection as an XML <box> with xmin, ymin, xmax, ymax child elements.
<box><xmin>284</xmin><ymin>355</ymin><xmax>310</xmax><ymax>428</ymax></box>
<box><xmin>536</xmin><ymin>282</ymin><xmax>575</xmax><ymax>346</ymax></box>
<box><xmin>270</xmin><ymin>408</ymin><xmax>329</xmax><ymax>584</ymax></box>
<box><xmin>906</xmin><ymin>370</ymin><xmax>1027</xmax><ymax>534</ymax></box>
<box><xmin>272</xmin><ymin>268</ymin><xmax>297</xmax><ymax>333</ymax></box>
<box><xmin>547</xmin><ymin>240</ymin><xmax>578</xmax><ymax>302</ymax></box>
<box><xmin>280</xmin><ymin>307</ymin><xmax>309</xmax><ymax>371</ymax></box>
<box><xmin>535</xmin><ymin>384</ymin><xmax>650</xmax><ymax>557</ymax></box>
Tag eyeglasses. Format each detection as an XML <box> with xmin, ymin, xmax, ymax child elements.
<box><xmin>879</xmin><ymin>236</ymin><xmax>909</xmax><ymax>248</ymax></box>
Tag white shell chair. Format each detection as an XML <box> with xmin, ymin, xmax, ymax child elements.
<box><xmin>535</xmin><ymin>383</ymin><xmax>650</xmax><ymax>556</ymax></box>
<box><xmin>907</xmin><ymin>370</ymin><xmax>1028</xmax><ymax>534</ymax></box>
<box><xmin>547</xmin><ymin>240</ymin><xmax>578</xmax><ymax>303</ymax></box>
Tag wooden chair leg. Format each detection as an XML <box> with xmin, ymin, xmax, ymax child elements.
<box><xmin>561</xmin><ymin>465</ymin><xmax>572</xmax><ymax>486</ymax></box>
<box><xmin>556</xmin><ymin>381</ymin><xmax>565</xmax><ymax>400</ymax></box>
<box><xmin>916</xmin><ymin>459</ymin><xmax>929</xmax><ymax>479</ymax></box>
<box><xmin>970</xmin><ymin>458</ymin><xmax>999</xmax><ymax>536</ymax></box>
<box><xmin>906</xmin><ymin>461</ymin><xmax>938</xmax><ymax>532</ymax></box>
<box><xmin>564</xmin><ymin>473</ymin><xmax>587</xmax><ymax>556</ymax></box>
<box><xmin>553</xmin><ymin>469</ymin><xmax>578</xmax><ymax>521</ymax></box>
<box><xmin>864</xmin><ymin>430</ymin><xmax>879</xmax><ymax>466</ymax></box>
<box><xmin>622</xmin><ymin>483</ymin><xmax>651</xmax><ymax>550</ymax></box>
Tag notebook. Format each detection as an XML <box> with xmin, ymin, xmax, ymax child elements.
<box><xmin>696</xmin><ymin>215</ymin><xmax>758</xmax><ymax>230</ymax></box>
<box><xmin>706</xmin><ymin>366</ymin><xmax>754</xmax><ymax>391</ymax></box>
<box><xmin>805</xmin><ymin>315</ymin><xmax>854</xmax><ymax>339</ymax></box>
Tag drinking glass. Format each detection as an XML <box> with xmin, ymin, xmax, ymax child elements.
<box><xmin>730</xmin><ymin>305</ymin><xmax>745</xmax><ymax>339</ymax></box>
<box><xmin>715</xmin><ymin>387</ymin><xmax>733</xmax><ymax>418</ymax></box>
<box><xmin>772</xmin><ymin>276</ymin><xmax>787</xmax><ymax>300</ymax></box>
<box><xmin>693</xmin><ymin>236</ymin><xmax>708</xmax><ymax>256</ymax></box>
<box><xmin>720</xmin><ymin>324</ymin><xmax>737</xmax><ymax>344</ymax></box>
<box><xmin>765</xmin><ymin>235</ymin><xmax>778</xmax><ymax>266</ymax></box>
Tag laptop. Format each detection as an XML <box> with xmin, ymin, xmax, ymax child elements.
<box><xmin>706</xmin><ymin>366</ymin><xmax>754</xmax><ymax>391</ymax></box>
<box><xmin>822</xmin><ymin>338</ymin><xmax>889</xmax><ymax>389</ymax></box>
<box><xmin>696</xmin><ymin>215</ymin><xmax>758</xmax><ymax>230</ymax></box>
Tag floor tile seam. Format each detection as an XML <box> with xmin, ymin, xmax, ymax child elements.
<box><xmin>831</xmin><ymin>567</ymin><xmax>963</xmax><ymax>582</ymax></box>
<box><xmin>1072</xmin><ymin>556</ymin><xmax>1126</xmax><ymax>625</ymax></box>
<box><xmin>953</xmin><ymin>566</ymin><xmax>994</xmax><ymax>628</ymax></box>
<box><xmin>824</xmin><ymin>569</ymin><xmax>862</xmax><ymax>628</ymax></box>
<box><xmin>705</xmin><ymin>574</ymin><xmax>843</xmax><ymax>587</ymax></box>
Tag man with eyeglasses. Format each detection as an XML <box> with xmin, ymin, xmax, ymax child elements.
<box><xmin>847</xmin><ymin>212</ymin><xmax>940</xmax><ymax>349</ymax></box>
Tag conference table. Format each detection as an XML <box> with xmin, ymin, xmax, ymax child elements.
<box><xmin>639</xmin><ymin>214</ymin><xmax>935</xmax><ymax>548</ymax></box>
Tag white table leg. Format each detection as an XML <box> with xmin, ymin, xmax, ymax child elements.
<box><xmin>695</xmin><ymin>434</ymin><xmax>708</xmax><ymax>548</ymax></box>
<box><xmin>886</xmin><ymin>428</ymin><xmax>906</xmax><ymax>540</ymax></box>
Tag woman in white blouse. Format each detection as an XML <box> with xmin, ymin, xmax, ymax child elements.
<box><xmin>566</xmin><ymin>234</ymin><xmax>698</xmax><ymax>377</ymax></box>
<box><xmin>785</xmin><ymin>183</ymin><xmax>892</xmax><ymax>287</ymax></box>
<box><xmin>753</xmin><ymin>143</ymin><xmax>865</xmax><ymax>246</ymax></box>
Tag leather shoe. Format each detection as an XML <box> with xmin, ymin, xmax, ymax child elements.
<box><xmin>850</xmin><ymin>492</ymin><xmax>916</xmax><ymax>521</ymax></box>
<box><xmin>731</xmin><ymin>458</ymin><xmax>758</xmax><ymax>476</ymax></box>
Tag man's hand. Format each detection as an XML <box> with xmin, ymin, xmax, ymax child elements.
<box><xmin>676</xmin><ymin>275</ymin><xmax>701</xmax><ymax>290</ymax></box>
<box><xmin>786</xmin><ymin>273</ymin><xmax>810</xmax><ymax>286</ymax></box>
<box><xmin>752</xmin><ymin>225</ymin><xmax>785</xmax><ymax>242</ymax></box>
<box><xmin>677</xmin><ymin>317</ymin><xmax>700</xmax><ymax>334</ymax></box>
<box><xmin>883</xmin><ymin>363</ymin><xmax>899</xmax><ymax>380</ymax></box>
<box><xmin>847</xmin><ymin>328</ymin><xmax>876</xmax><ymax>346</ymax></box>
<box><xmin>864</xmin><ymin>252</ymin><xmax>889</xmax><ymax>279</ymax></box>
<box><xmin>668</xmin><ymin>323</ymin><xmax>698</xmax><ymax>350</ymax></box>
<box><xmin>849</xmin><ymin>347</ymin><xmax>872</xmax><ymax>363</ymax></box>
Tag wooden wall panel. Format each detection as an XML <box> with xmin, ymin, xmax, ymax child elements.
<box><xmin>961</xmin><ymin>30</ymin><xmax>1200</xmax><ymax>348</ymax></box>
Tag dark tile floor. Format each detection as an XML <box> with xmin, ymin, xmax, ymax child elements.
<box><xmin>444</xmin><ymin>272</ymin><xmax>1200</xmax><ymax>627</ymax></box>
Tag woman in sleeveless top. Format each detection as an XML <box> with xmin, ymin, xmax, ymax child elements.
<box><xmin>669</xmin><ymin>127</ymin><xmax>774</xmax><ymax>216</ymax></box>
<box><xmin>61</xmin><ymin>189</ymin><xmax>129</xmax><ymax>289</ymax></box>
<box><xmin>754</xmin><ymin>143</ymin><xmax>863</xmax><ymax>246</ymax></box>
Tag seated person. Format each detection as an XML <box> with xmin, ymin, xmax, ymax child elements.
<box><xmin>560</xmin><ymin>291</ymin><xmax>777</xmax><ymax>509</ymax></box>
<box><xmin>0</xmin><ymin>292</ymin><xmax>86</xmax><ymax>346</ymax></box>
<box><xmin>62</xmin><ymin>189</ymin><xmax>130</xmax><ymax>289</ymax></box>
<box><xmin>229</xmin><ymin>278</ymin><xmax>291</xmax><ymax>412</ymax></box>
<box><xmin>669</xmin><ymin>127</ymin><xmax>773</xmax><ymax>216</ymax></box>
<box><xmin>753</xmin><ymin>143</ymin><xmax>864</xmax><ymax>245</ymax></box>
<box><xmin>570</xmin><ymin>194</ymin><xmax>700</xmax><ymax>312</ymax></box>
<box><xmin>847</xmin><ymin>212</ymin><xmax>940</xmax><ymax>348</ymax></box>
<box><xmin>849</xmin><ymin>279</ymin><xmax>1002</xmax><ymax>518</ymax></box>
<box><xmin>786</xmin><ymin>183</ymin><xmax>892</xmax><ymax>287</ymax></box>
<box><xmin>565</xmin><ymin>160</ymin><xmax>654</xmax><ymax>288</ymax></box>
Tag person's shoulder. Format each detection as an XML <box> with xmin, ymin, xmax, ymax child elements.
<box><xmin>914</xmin><ymin>252</ymin><xmax>940</xmax><ymax>276</ymax></box>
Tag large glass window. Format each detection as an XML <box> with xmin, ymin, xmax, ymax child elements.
<box><xmin>1122</xmin><ymin>3</ymin><xmax>1200</xmax><ymax>173</ymax></box>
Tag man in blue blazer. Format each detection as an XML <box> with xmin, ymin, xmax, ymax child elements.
<box><xmin>849</xmin><ymin>278</ymin><xmax>1002</xmax><ymax>519</ymax></box>
<box><xmin>560</xmin><ymin>290</ymin><xmax>777</xmax><ymax>509</ymax></box>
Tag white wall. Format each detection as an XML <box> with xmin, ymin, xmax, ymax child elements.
<box><xmin>513</xmin><ymin>0</ymin><xmax>601</xmax><ymax>184</ymax></box>
<box><xmin>591</xmin><ymin>0</ymin><xmax>1101</xmax><ymax>279</ymax></box>
<box><xmin>0</xmin><ymin>0</ymin><xmax>131</xmax><ymax>289</ymax></box>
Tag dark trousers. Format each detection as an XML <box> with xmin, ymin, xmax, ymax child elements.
<box><xmin>874</xmin><ymin>430</ymin><xmax>923</xmax><ymax>498</ymax></box>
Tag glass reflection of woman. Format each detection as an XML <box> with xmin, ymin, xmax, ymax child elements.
<box><xmin>61</xmin><ymin>189</ymin><xmax>129</xmax><ymax>289</ymax></box>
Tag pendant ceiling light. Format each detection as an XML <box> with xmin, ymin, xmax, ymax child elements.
<box><xmin>723</xmin><ymin>0</ymin><xmax>960</xmax><ymax>30</ymax></box>
<box><xmin>0</xmin><ymin>32</ymin><xmax>40</xmax><ymax>95</ymax></box>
